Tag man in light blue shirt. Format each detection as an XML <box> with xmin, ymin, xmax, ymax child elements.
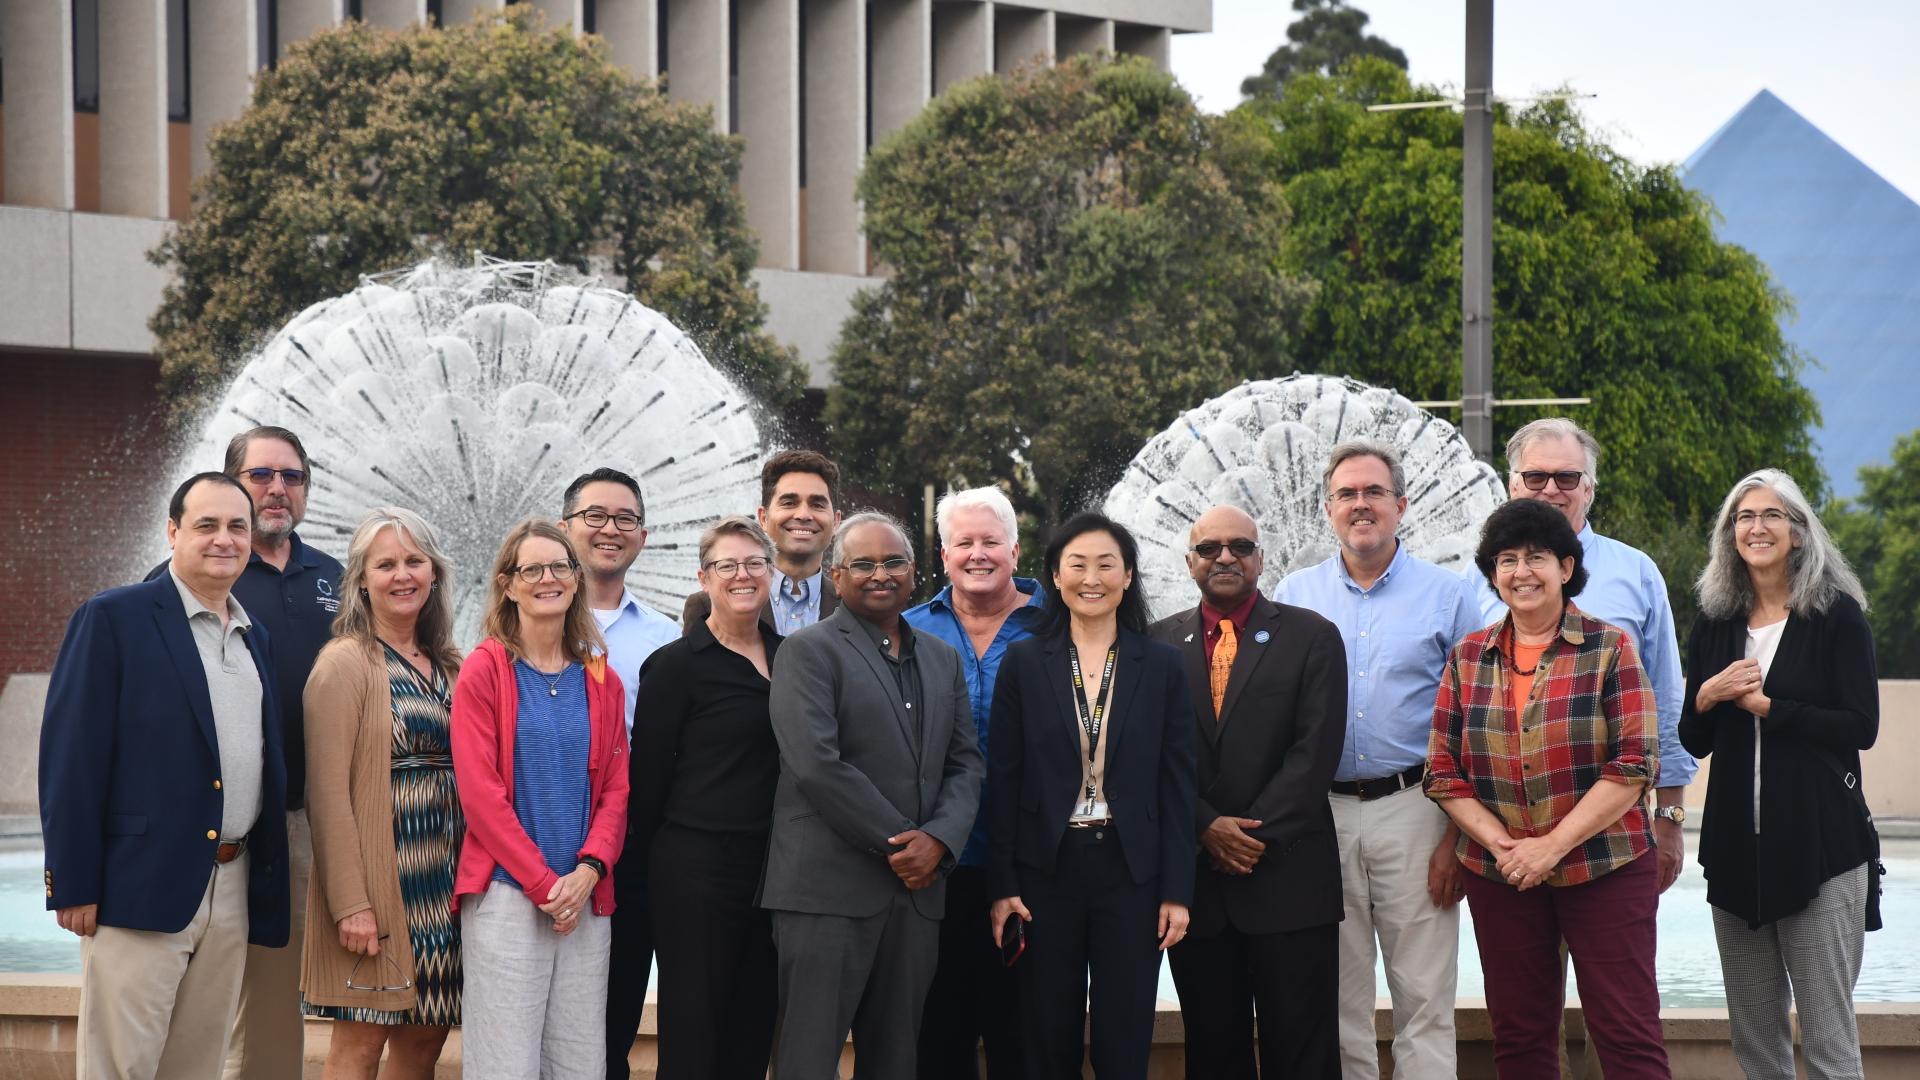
<box><xmin>682</xmin><ymin>450</ymin><xmax>844</xmax><ymax>634</ymax></box>
<box><xmin>1277</xmin><ymin>441</ymin><xmax>1481</xmax><ymax>1080</ymax></box>
<box><xmin>1471</xmin><ymin>418</ymin><xmax>1696</xmax><ymax>892</ymax></box>
<box><xmin>903</xmin><ymin>486</ymin><xmax>1046</xmax><ymax>1078</ymax></box>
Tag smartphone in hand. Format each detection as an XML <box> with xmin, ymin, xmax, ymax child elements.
<box><xmin>1000</xmin><ymin>913</ymin><xmax>1026</xmax><ymax>967</ymax></box>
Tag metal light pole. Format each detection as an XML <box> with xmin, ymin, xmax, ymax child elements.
<box><xmin>1461</xmin><ymin>0</ymin><xmax>1495</xmax><ymax>461</ymax></box>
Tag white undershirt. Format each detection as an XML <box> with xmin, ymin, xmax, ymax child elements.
<box><xmin>1745</xmin><ymin>617</ymin><xmax>1787</xmax><ymax>834</ymax></box>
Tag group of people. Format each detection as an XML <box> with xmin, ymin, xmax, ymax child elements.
<box><xmin>38</xmin><ymin>416</ymin><xmax>1879</xmax><ymax>1080</ymax></box>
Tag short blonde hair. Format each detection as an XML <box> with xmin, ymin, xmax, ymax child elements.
<box><xmin>482</xmin><ymin>518</ymin><xmax>605</xmax><ymax>665</ymax></box>
<box><xmin>698</xmin><ymin>515</ymin><xmax>775</xmax><ymax>564</ymax></box>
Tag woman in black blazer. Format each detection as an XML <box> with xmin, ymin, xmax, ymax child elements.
<box><xmin>987</xmin><ymin>512</ymin><xmax>1197</xmax><ymax>1080</ymax></box>
<box><xmin>1680</xmin><ymin>468</ymin><xmax>1878</xmax><ymax>1080</ymax></box>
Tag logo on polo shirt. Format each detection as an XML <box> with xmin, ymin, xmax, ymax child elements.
<box><xmin>315</xmin><ymin>577</ymin><xmax>341</xmax><ymax>614</ymax></box>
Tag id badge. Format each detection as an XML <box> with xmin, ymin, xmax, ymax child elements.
<box><xmin>1069</xmin><ymin>798</ymin><xmax>1110</xmax><ymax>822</ymax></box>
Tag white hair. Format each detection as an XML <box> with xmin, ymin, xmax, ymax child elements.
<box><xmin>1696</xmin><ymin>468</ymin><xmax>1867</xmax><ymax>620</ymax></box>
<box><xmin>1507</xmin><ymin>417</ymin><xmax>1601</xmax><ymax>484</ymax></box>
<box><xmin>935</xmin><ymin>486</ymin><xmax>1019</xmax><ymax>548</ymax></box>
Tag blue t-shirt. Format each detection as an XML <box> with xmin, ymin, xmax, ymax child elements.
<box><xmin>492</xmin><ymin>659</ymin><xmax>593</xmax><ymax>889</ymax></box>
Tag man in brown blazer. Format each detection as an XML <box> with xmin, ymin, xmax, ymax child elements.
<box><xmin>682</xmin><ymin>450</ymin><xmax>843</xmax><ymax>633</ymax></box>
<box><xmin>1148</xmin><ymin>504</ymin><xmax>1348</xmax><ymax>1079</ymax></box>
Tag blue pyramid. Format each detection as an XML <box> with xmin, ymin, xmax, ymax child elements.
<box><xmin>1684</xmin><ymin>89</ymin><xmax>1920</xmax><ymax>500</ymax></box>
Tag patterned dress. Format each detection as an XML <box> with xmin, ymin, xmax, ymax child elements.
<box><xmin>304</xmin><ymin>646</ymin><xmax>463</xmax><ymax>1025</ymax></box>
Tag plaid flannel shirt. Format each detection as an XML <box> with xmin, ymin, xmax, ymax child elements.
<box><xmin>1425</xmin><ymin>603</ymin><xmax>1658</xmax><ymax>887</ymax></box>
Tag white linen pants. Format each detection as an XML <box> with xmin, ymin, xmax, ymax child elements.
<box><xmin>223</xmin><ymin>807</ymin><xmax>310</xmax><ymax>1080</ymax></box>
<box><xmin>461</xmin><ymin>879</ymin><xmax>613</xmax><ymax>1080</ymax></box>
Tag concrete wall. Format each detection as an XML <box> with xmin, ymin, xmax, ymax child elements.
<box><xmin>0</xmin><ymin>207</ymin><xmax>170</xmax><ymax>355</ymax></box>
<box><xmin>752</xmin><ymin>266</ymin><xmax>875</xmax><ymax>386</ymax></box>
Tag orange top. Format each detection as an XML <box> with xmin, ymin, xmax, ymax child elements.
<box><xmin>1509</xmin><ymin>641</ymin><xmax>1550</xmax><ymax>714</ymax></box>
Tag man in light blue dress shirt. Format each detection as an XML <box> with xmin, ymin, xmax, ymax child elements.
<box><xmin>1471</xmin><ymin>419</ymin><xmax>1697</xmax><ymax>892</ymax></box>
<box><xmin>682</xmin><ymin>450</ymin><xmax>844</xmax><ymax>634</ymax></box>
<box><xmin>1276</xmin><ymin>441</ymin><xmax>1482</xmax><ymax>1080</ymax></box>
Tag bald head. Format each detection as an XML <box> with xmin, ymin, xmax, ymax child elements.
<box><xmin>1185</xmin><ymin>504</ymin><xmax>1264</xmax><ymax>611</ymax></box>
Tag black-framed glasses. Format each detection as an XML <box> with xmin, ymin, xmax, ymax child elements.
<box><xmin>1190</xmin><ymin>540</ymin><xmax>1259</xmax><ymax>560</ymax></box>
<box><xmin>564</xmin><ymin>509</ymin><xmax>642</xmax><ymax>532</ymax></box>
<box><xmin>1328</xmin><ymin>486</ymin><xmax>1400</xmax><ymax>505</ymax></box>
<box><xmin>1516</xmin><ymin>470</ymin><xmax>1584</xmax><ymax>492</ymax></box>
<box><xmin>844</xmin><ymin>557</ymin><xmax>912</xmax><ymax>578</ymax></box>
<box><xmin>704</xmin><ymin>556</ymin><xmax>773</xmax><ymax>578</ymax></box>
<box><xmin>238</xmin><ymin>467</ymin><xmax>309</xmax><ymax>488</ymax></box>
<box><xmin>1733</xmin><ymin>509</ymin><xmax>1793</xmax><ymax>527</ymax></box>
<box><xmin>514</xmin><ymin>560</ymin><xmax>579</xmax><ymax>584</ymax></box>
<box><xmin>345</xmin><ymin>936</ymin><xmax>413</xmax><ymax>992</ymax></box>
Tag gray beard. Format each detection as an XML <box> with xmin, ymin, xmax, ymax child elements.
<box><xmin>255</xmin><ymin>515</ymin><xmax>295</xmax><ymax>541</ymax></box>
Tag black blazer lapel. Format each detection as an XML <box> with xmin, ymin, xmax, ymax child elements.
<box><xmin>1041</xmin><ymin>635</ymin><xmax>1087</xmax><ymax>768</ymax></box>
<box><xmin>1100</xmin><ymin>631</ymin><xmax>1150</xmax><ymax>764</ymax></box>
<box><xmin>151</xmin><ymin>582</ymin><xmax>221</xmax><ymax>759</ymax></box>
<box><xmin>1215</xmin><ymin>598</ymin><xmax>1280</xmax><ymax>741</ymax></box>
<box><xmin>1172</xmin><ymin>610</ymin><xmax>1217</xmax><ymax>744</ymax></box>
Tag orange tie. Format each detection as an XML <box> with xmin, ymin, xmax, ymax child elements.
<box><xmin>1211</xmin><ymin>618</ymin><xmax>1238</xmax><ymax>717</ymax></box>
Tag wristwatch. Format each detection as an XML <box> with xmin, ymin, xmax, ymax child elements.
<box><xmin>578</xmin><ymin>855</ymin><xmax>609</xmax><ymax>879</ymax></box>
<box><xmin>1653</xmin><ymin>806</ymin><xmax>1686</xmax><ymax>825</ymax></box>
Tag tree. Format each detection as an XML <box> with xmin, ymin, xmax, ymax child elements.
<box><xmin>1248</xmin><ymin>58</ymin><xmax>1824</xmax><ymax>541</ymax></box>
<box><xmin>1241</xmin><ymin>0</ymin><xmax>1407</xmax><ymax>101</ymax></box>
<box><xmin>824</xmin><ymin>56</ymin><xmax>1311</xmax><ymax>536</ymax></box>
<box><xmin>151</xmin><ymin>9</ymin><xmax>806</xmax><ymax>417</ymax></box>
<box><xmin>1829</xmin><ymin>431</ymin><xmax>1920</xmax><ymax>676</ymax></box>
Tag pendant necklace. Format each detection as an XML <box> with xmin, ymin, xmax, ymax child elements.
<box><xmin>534</xmin><ymin>662</ymin><xmax>565</xmax><ymax>697</ymax></box>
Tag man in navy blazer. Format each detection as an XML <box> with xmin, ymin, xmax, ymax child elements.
<box><xmin>40</xmin><ymin>472</ymin><xmax>290</xmax><ymax>1080</ymax></box>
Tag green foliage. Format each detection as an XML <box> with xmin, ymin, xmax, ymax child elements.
<box><xmin>1827</xmin><ymin>431</ymin><xmax>1920</xmax><ymax>676</ymax></box>
<box><xmin>1241</xmin><ymin>0</ymin><xmax>1407</xmax><ymax>101</ymax></box>
<box><xmin>151</xmin><ymin>9</ymin><xmax>805</xmax><ymax>418</ymax></box>
<box><xmin>825</xmin><ymin>55</ymin><xmax>1312</xmax><ymax>530</ymax></box>
<box><xmin>1249</xmin><ymin>58</ymin><xmax>1824</xmax><ymax>530</ymax></box>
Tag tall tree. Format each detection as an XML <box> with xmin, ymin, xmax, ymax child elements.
<box><xmin>1242</xmin><ymin>0</ymin><xmax>1407</xmax><ymax>100</ymax></box>
<box><xmin>825</xmin><ymin>56</ymin><xmax>1311</xmax><ymax>536</ymax></box>
<box><xmin>1829</xmin><ymin>431</ymin><xmax>1920</xmax><ymax>676</ymax></box>
<box><xmin>151</xmin><ymin>9</ymin><xmax>806</xmax><ymax>417</ymax></box>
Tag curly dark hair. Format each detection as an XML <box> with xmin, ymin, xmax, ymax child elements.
<box><xmin>1473</xmin><ymin>499</ymin><xmax>1588</xmax><ymax>599</ymax></box>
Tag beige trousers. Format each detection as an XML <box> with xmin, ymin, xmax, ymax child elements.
<box><xmin>1331</xmin><ymin>784</ymin><xmax>1460</xmax><ymax>1080</ymax></box>
<box><xmin>79</xmin><ymin>853</ymin><xmax>251</xmax><ymax>1080</ymax></box>
<box><xmin>222</xmin><ymin>808</ymin><xmax>311</xmax><ymax>1080</ymax></box>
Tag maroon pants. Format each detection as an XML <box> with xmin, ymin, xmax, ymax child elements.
<box><xmin>1463</xmin><ymin>852</ymin><xmax>1670</xmax><ymax>1080</ymax></box>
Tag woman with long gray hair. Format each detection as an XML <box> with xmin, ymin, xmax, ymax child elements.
<box><xmin>1680</xmin><ymin>468</ymin><xmax>1877</xmax><ymax>1080</ymax></box>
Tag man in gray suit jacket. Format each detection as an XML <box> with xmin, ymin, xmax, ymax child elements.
<box><xmin>763</xmin><ymin>512</ymin><xmax>985</xmax><ymax>1079</ymax></box>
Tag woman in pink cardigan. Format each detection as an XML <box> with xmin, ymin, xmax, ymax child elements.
<box><xmin>452</xmin><ymin>518</ymin><xmax>628</xmax><ymax>1078</ymax></box>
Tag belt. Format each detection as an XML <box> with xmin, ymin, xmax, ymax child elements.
<box><xmin>1330</xmin><ymin>763</ymin><xmax>1425</xmax><ymax>801</ymax></box>
<box><xmin>215</xmin><ymin>839</ymin><xmax>248</xmax><ymax>864</ymax></box>
<box><xmin>1067</xmin><ymin>817</ymin><xmax>1113</xmax><ymax>829</ymax></box>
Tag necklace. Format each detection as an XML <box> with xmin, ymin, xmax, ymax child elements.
<box><xmin>526</xmin><ymin>658</ymin><xmax>569</xmax><ymax>697</ymax></box>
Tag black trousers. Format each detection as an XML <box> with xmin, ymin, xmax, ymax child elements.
<box><xmin>1016</xmin><ymin>827</ymin><xmax>1163</xmax><ymax>1080</ymax></box>
<box><xmin>604</xmin><ymin>842</ymin><xmax>654</xmax><ymax>1080</ymax></box>
<box><xmin>917</xmin><ymin>864</ymin><xmax>1025</xmax><ymax>1078</ymax></box>
<box><xmin>1167</xmin><ymin>918</ymin><xmax>1340</xmax><ymax>1079</ymax></box>
<box><xmin>648</xmin><ymin>823</ymin><xmax>778</xmax><ymax>1080</ymax></box>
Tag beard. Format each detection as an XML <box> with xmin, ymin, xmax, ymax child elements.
<box><xmin>255</xmin><ymin>510</ymin><xmax>295</xmax><ymax>540</ymax></box>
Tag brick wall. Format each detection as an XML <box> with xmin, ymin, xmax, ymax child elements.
<box><xmin>0</xmin><ymin>351</ymin><xmax>168</xmax><ymax>692</ymax></box>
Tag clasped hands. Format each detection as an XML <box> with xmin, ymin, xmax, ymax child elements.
<box><xmin>886</xmin><ymin>829</ymin><xmax>948</xmax><ymax>890</ymax></box>
<box><xmin>539</xmin><ymin>864</ymin><xmax>599</xmax><ymax>935</ymax></box>
<box><xmin>1485</xmin><ymin>831</ymin><xmax>1567</xmax><ymax>892</ymax></box>
<box><xmin>1202</xmin><ymin>816</ymin><xmax>1265</xmax><ymax>875</ymax></box>
<box><xmin>1696</xmin><ymin>657</ymin><xmax>1771</xmax><ymax>717</ymax></box>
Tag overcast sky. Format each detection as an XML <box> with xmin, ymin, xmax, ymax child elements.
<box><xmin>1171</xmin><ymin>0</ymin><xmax>1920</xmax><ymax>203</ymax></box>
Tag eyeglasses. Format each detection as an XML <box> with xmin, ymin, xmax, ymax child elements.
<box><xmin>1734</xmin><ymin>509</ymin><xmax>1792</xmax><ymax>527</ymax></box>
<box><xmin>514</xmin><ymin>561</ymin><xmax>579</xmax><ymax>584</ymax></box>
<box><xmin>1328</xmin><ymin>486</ymin><xmax>1400</xmax><ymax>505</ymax></box>
<box><xmin>345</xmin><ymin>936</ymin><xmax>413</xmax><ymax>992</ymax></box>
<box><xmin>238</xmin><ymin>467</ymin><xmax>309</xmax><ymax>488</ymax></box>
<box><xmin>1190</xmin><ymin>540</ymin><xmax>1259</xmax><ymax>560</ymax></box>
<box><xmin>704</xmin><ymin>556</ymin><xmax>773</xmax><ymax>577</ymax></box>
<box><xmin>564</xmin><ymin>509</ymin><xmax>642</xmax><ymax>532</ymax></box>
<box><xmin>843</xmin><ymin>557</ymin><xmax>912</xmax><ymax>578</ymax></box>
<box><xmin>1494</xmin><ymin>551</ymin><xmax>1561</xmax><ymax>574</ymax></box>
<box><xmin>1515</xmin><ymin>470</ymin><xmax>1584</xmax><ymax>492</ymax></box>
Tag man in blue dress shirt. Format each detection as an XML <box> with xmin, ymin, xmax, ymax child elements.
<box><xmin>903</xmin><ymin>486</ymin><xmax>1047</xmax><ymax>1078</ymax></box>
<box><xmin>1276</xmin><ymin>441</ymin><xmax>1482</xmax><ymax>1080</ymax></box>
<box><xmin>682</xmin><ymin>450</ymin><xmax>844</xmax><ymax>634</ymax></box>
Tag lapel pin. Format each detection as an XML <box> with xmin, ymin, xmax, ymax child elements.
<box><xmin>1184</xmin><ymin>633</ymin><xmax>1194</xmax><ymax>643</ymax></box>
<box><xmin>1254</xmin><ymin>629</ymin><xmax>1271</xmax><ymax>644</ymax></box>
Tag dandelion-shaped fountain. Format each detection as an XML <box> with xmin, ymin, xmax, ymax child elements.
<box><xmin>1103</xmin><ymin>374</ymin><xmax>1505</xmax><ymax>618</ymax></box>
<box><xmin>174</xmin><ymin>256</ymin><xmax>769</xmax><ymax>643</ymax></box>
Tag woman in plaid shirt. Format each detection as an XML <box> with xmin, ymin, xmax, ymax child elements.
<box><xmin>1426</xmin><ymin>499</ymin><xmax>1669</xmax><ymax>1079</ymax></box>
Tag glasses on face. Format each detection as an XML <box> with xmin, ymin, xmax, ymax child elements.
<box><xmin>844</xmin><ymin>557</ymin><xmax>912</xmax><ymax>578</ymax></box>
<box><xmin>1516</xmin><ymin>470</ymin><xmax>1584</xmax><ymax>492</ymax></box>
<box><xmin>1190</xmin><ymin>539</ymin><xmax>1259</xmax><ymax>560</ymax></box>
<box><xmin>705</xmin><ymin>556</ymin><xmax>773</xmax><ymax>578</ymax></box>
<box><xmin>565</xmin><ymin>509</ymin><xmax>642</xmax><ymax>532</ymax></box>
<box><xmin>1494</xmin><ymin>551</ymin><xmax>1560</xmax><ymax>575</ymax></box>
<box><xmin>1734</xmin><ymin>509</ymin><xmax>1792</xmax><ymax>528</ymax></box>
<box><xmin>238</xmin><ymin>467</ymin><xmax>309</xmax><ymax>488</ymax></box>
<box><xmin>514</xmin><ymin>560</ymin><xmax>579</xmax><ymax>584</ymax></box>
<box><xmin>1328</xmin><ymin>486</ymin><xmax>1399</xmax><ymax>505</ymax></box>
<box><xmin>345</xmin><ymin>936</ymin><xmax>414</xmax><ymax>992</ymax></box>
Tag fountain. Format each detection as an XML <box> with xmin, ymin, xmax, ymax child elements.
<box><xmin>170</xmin><ymin>256</ymin><xmax>770</xmax><ymax>642</ymax></box>
<box><xmin>1103</xmin><ymin>374</ymin><xmax>1505</xmax><ymax>618</ymax></box>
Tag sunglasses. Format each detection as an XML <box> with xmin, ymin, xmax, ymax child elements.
<box><xmin>238</xmin><ymin>467</ymin><xmax>309</xmax><ymax>488</ymax></box>
<box><xmin>1190</xmin><ymin>540</ymin><xmax>1259</xmax><ymax>559</ymax></box>
<box><xmin>1516</xmin><ymin>470</ymin><xmax>1584</xmax><ymax>492</ymax></box>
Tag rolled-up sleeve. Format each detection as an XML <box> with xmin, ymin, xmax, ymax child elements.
<box><xmin>1598</xmin><ymin>635</ymin><xmax>1657</xmax><ymax>787</ymax></box>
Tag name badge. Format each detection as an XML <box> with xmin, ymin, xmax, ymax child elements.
<box><xmin>1069</xmin><ymin>798</ymin><xmax>1111</xmax><ymax>823</ymax></box>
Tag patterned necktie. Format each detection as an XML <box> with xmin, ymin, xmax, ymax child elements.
<box><xmin>1210</xmin><ymin>618</ymin><xmax>1238</xmax><ymax>718</ymax></box>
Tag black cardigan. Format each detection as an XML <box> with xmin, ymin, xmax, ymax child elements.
<box><xmin>1678</xmin><ymin>592</ymin><xmax>1878</xmax><ymax>927</ymax></box>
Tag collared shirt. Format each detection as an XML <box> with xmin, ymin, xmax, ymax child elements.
<box><xmin>1199</xmin><ymin>591</ymin><xmax>1258</xmax><ymax>668</ymax></box>
<box><xmin>1472</xmin><ymin>522</ymin><xmax>1695</xmax><ymax>788</ymax></box>
<box><xmin>771</xmin><ymin>568</ymin><xmax>826</xmax><ymax>635</ymax></box>
<box><xmin>592</xmin><ymin>588</ymin><xmax>679</xmax><ymax>733</ymax></box>
<box><xmin>171</xmin><ymin>570</ymin><xmax>264</xmax><ymax>839</ymax></box>
<box><xmin>1279</xmin><ymin>542</ymin><xmax>1482</xmax><ymax>783</ymax></box>
<box><xmin>1425</xmin><ymin>603</ymin><xmax>1659</xmax><ymax>887</ymax></box>
<box><xmin>854</xmin><ymin>615</ymin><xmax>923</xmax><ymax>751</ymax></box>
<box><xmin>905</xmin><ymin>578</ymin><xmax>1048</xmax><ymax>865</ymax></box>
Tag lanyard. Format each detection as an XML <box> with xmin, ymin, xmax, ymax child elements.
<box><xmin>1067</xmin><ymin>643</ymin><xmax>1118</xmax><ymax>796</ymax></box>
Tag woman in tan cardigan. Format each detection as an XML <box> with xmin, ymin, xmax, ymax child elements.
<box><xmin>301</xmin><ymin>508</ymin><xmax>465</xmax><ymax>1079</ymax></box>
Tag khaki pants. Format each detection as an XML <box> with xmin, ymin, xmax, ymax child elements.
<box><xmin>224</xmin><ymin>809</ymin><xmax>311</xmax><ymax>1080</ymax></box>
<box><xmin>79</xmin><ymin>854</ymin><xmax>251</xmax><ymax>1080</ymax></box>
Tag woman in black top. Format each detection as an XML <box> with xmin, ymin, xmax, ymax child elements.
<box><xmin>628</xmin><ymin>516</ymin><xmax>783</xmax><ymax>1079</ymax></box>
<box><xmin>1680</xmin><ymin>468</ymin><xmax>1877</xmax><ymax>1080</ymax></box>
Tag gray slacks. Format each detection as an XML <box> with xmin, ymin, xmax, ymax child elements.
<box><xmin>771</xmin><ymin>891</ymin><xmax>940</xmax><ymax>1080</ymax></box>
<box><xmin>1712</xmin><ymin>862</ymin><xmax>1869</xmax><ymax>1080</ymax></box>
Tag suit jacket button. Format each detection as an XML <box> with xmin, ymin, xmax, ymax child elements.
<box><xmin>207</xmin><ymin>829</ymin><xmax>218</xmax><ymax>840</ymax></box>
<box><xmin>214</xmin><ymin>779</ymin><xmax>222</xmax><ymax>790</ymax></box>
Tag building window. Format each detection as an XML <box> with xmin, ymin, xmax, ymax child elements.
<box><xmin>656</xmin><ymin>0</ymin><xmax>668</xmax><ymax>76</ymax></box>
<box><xmin>257</xmin><ymin>0</ymin><xmax>279</xmax><ymax>70</ymax></box>
<box><xmin>428</xmin><ymin>0</ymin><xmax>444</xmax><ymax>27</ymax></box>
<box><xmin>348</xmin><ymin>0</ymin><xmax>363</xmax><ymax>20</ymax></box>
<box><xmin>583</xmin><ymin>0</ymin><xmax>596</xmax><ymax>34</ymax></box>
<box><xmin>73</xmin><ymin>0</ymin><xmax>101</xmax><ymax>113</ymax></box>
<box><xmin>168</xmin><ymin>0</ymin><xmax>191</xmax><ymax>121</ymax></box>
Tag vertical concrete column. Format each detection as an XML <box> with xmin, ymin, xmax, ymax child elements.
<box><xmin>524</xmin><ymin>0</ymin><xmax>587</xmax><ymax>31</ymax></box>
<box><xmin>188</xmin><ymin>0</ymin><xmax>255</xmax><ymax>183</ymax></box>
<box><xmin>596</xmin><ymin>0</ymin><xmax>659</xmax><ymax>80</ymax></box>
<box><xmin>360</xmin><ymin>0</ymin><xmax>428</xmax><ymax>28</ymax></box>
<box><xmin>869</xmin><ymin>0</ymin><xmax>930</xmax><ymax>142</ymax></box>
<box><xmin>1113</xmin><ymin>22</ymin><xmax>1169</xmax><ymax>69</ymax></box>
<box><xmin>0</xmin><ymin>0</ymin><xmax>77</xmax><ymax>209</ymax></box>
<box><xmin>1054</xmin><ymin>15</ymin><xmax>1111</xmax><ymax>59</ymax></box>
<box><xmin>440</xmin><ymin>0</ymin><xmax>505</xmax><ymax>27</ymax></box>
<box><xmin>666</xmin><ymin>0</ymin><xmax>728</xmax><ymax>133</ymax></box>
<box><xmin>802</xmin><ymin>0</ymin><xmax>864</xmax><ymax>274</ymax></box>
<box><xmin>279</xmin><ymin>0</ymin><xmax>344</xmax><ymax>52</ymax></box>
<box><xmin>992</xmin><ymin>4</ymin><xmax>1050</xmax><ymax>75</ymax></box>
<box><xmin>97</xmin><ymin>0</ymin><xmax>171</xmax><ymax>219</ymax></box>
<box><xmin>736</xmin><ymin>0</ymin><xmax>799</xmax><ymax>269</ymax></box>
<box><xmin>931</xmin><ymin>0</ymin><xmax>990</xmax><ymax>95</ymax></box>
